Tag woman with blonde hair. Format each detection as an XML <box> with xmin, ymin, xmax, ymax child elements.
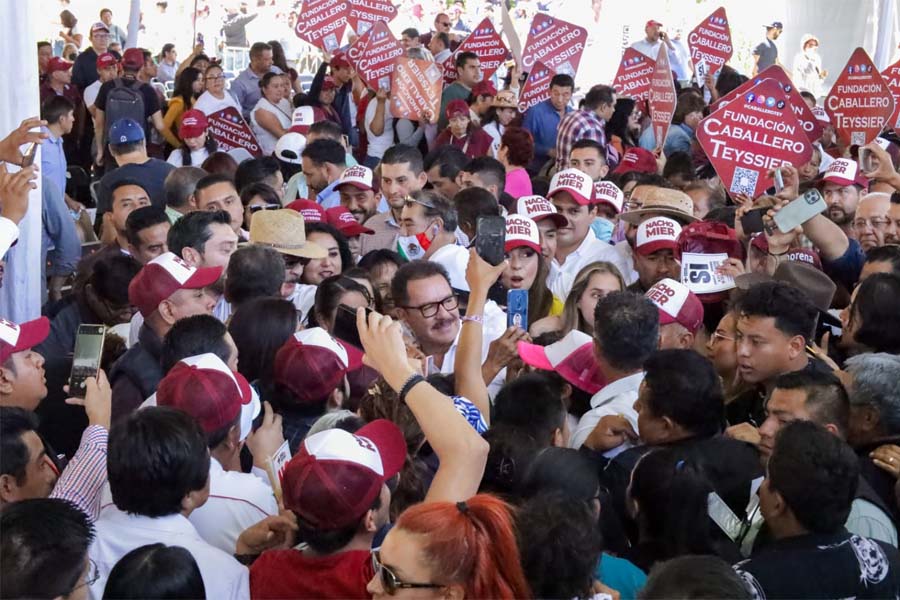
<box><xmin>531</xmin><ymin>261</ymin><xmax>625</xmax><ymax>336</ymax></box>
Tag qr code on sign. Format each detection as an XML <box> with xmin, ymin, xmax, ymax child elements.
<box><xmin>851</xmin><ymin>132</ymin><xmax>866</xmax><ymax>146</ymax></box>
<box><xmin>729</xmin><ymin>167</ymin><xmax>758</xmax><ymax>196</ymax></box>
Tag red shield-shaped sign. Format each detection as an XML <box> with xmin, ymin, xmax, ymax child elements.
<box><xmin>355</xmin><ymin>21</ymin><xmax>403</xmax><ymax>91</ymax></box>
<box><xmin>612</xmin><ymin>48</ymin><xmax>654</xmax><ymax>111</ymax></box>
<box><xmin>207</xmin><ymin>107</ymin><xmax>262</xmax><ymax>157</ymax></box>
<box><xmin>648</xmin><ymin>45</ymin><xmax>676</xmax><ymax>151</ymax></box>
<box><xmin>688</xmin><ymin>6</ymin><xmax>733</xmax><ymax>78</ymax></box>
<box><xmin>347</xmin><ymin>0</ymin><xmax>397</xmax><ymax>36</ymax></box>
<box><xmin>346</xmin><ymin>25</ymin><xmax>374</xmax><ymax>67</ymax></box>
<box><xmin>517</xmin><ymin>61</ymin><xmax>554</xmax><ymax>113</ymax></box>
<box><xmin>880</xmin><ymin>58</ymin><xmax>900</xmax><ymax>129</ymax></box>
<box><xmin>442</xmin><ymin>18</ymin><xmax>509</xmax><ymax>85</ymax></box>
<box><xmin>697</xmin><ymin>79</ymin><xmax>813</xmax><ymax>198</ymax></box>
<box><xmin>521</xmin><ymin>14</ymin><xmax>587</xmax><ymax>77</ymax></box>
<box><xmin>391</xmin><ymin>58</ymin><xmax>443</xmax><ymax>121</ymax></box>
<box><xmin>825</xmin><ymin>47</ymin><xmax>895</xmax><ymax>146</ymax></box>
<box><xmin>294</xmin><ymin>0</ymin><xmax>350</xmax><ymax>53</ymax></box>
<box><xmin>713</xmin><ymin>66</ymin><xmax>823</xmax><ymax>143</ymax></box>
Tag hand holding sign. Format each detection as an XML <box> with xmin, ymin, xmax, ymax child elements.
<box><xmin>391</xmin><ymin>58</ymin><xmax>442</xmax><ymax>121</ymax></box>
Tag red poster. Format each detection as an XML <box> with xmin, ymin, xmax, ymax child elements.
<box><xmin>517</xmin><ymin>61</ymin><xmax>554</xmax><ymax>113</ymax></box>
<box><xmin>521</xmin><ymin>14</ymin><xmax>587</xmax><ymax>77</ymax></box>
<box><xmin>294</xmin><ymin>0</ymin><xmax>350</xmax><ymax>53</ymax></box>
<box><xmin>207</xmin><ymin>107</ymin><xmax>262</xmax><ymax>157</ymax></box>
<box><xmin>713</xmin><ymin>66</ymin><xmax>823</xmax><ymax>143</ymax></box>
<box><xmin>355</xmin><ymin>21</ymin><xmax>403</xmax><ymax>91</ymax></box>
<box><xmin>880</xmin><ymin>58</ymin><xmax>900</xmax><ymax>129</ymax></box>
<box><xmin>688</xmin><ymin>7</ymin><xmax>733</xmax><ymax>78</ymax></box>
<box><xmin>648</xmin><ymin>45</ymin><xmax>676</xmax><ymax>151</ymax></box>
<box><xmin>611</xmin><ymin>48</ymin><xmax>654</xmax><ymax>109</ymax></box>
<box><xmin>346</xmin><ymin>26</ymin><xmax>374</xmax><ymax>67</ymax></box>
<box><xmin>442</xmin><ymin>18</ymin><xmax>509</xmax><ymax>85</ymax></box>
<box><xmin>697</xmin><ymin>78</ymin><xmax>813</xmax><ymax>198</ymax></box>
<box><xmin>348</xmin><ymin>0</ymin><xmax>397</xmax><ymax>36</ymax></box>
<box><xmin>391</xmin><ymin>58</ymin><xmax>443</xmax><ymax>120</ymax></box>
<box><xmin>825</xmin><ymin>47</ymin><xmax>895</xmax><ymax>146</ymax></box>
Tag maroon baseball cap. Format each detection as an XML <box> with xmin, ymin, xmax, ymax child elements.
<box><xmin>0</xmin><ymin>317</ymin><xmax>50</xmax><ymax>365</ymax></box>
<box><xmin>331</xmin><ymin>51</ymin><xmax>352</xmax><ymax>70</ymax></box>
<box><xmin>472</xmin><ymin>80</ymin><xmax>497</xmax><ymax>98</ymax></box>
<box><xmin>128</xmin><ymin>252</ymin><xmax>222</xmax><ymax>318</ymax></box>
<box><xmin>322</xmin><ymin>76</ymin><xmax>339</xmax><ymax>91</ymax></box>
<box><xmin>816</xmin><ymin>158</ymin><xmax>868</xmax><ymax>188</ymax></box>
<box><xmin>446</xmin><ymin>99</ymin><xmax>469</xmax><ymax>120</ymax></box>
<box><xmin>90</xmin><ymin>22</ymin><xmax>110</xmax><ymax>35</ymax></box>
<box><xmin>286</xmin><ymin>199</ymin><xmax>326</xmax><ymax>223</ymax></box>
<box><xmin>47</xmin><ymin>57</ymin><xmax>73</xmax><ymax>74</ymax></box>
<box><xmin>179</xmin><ymin>109</ymin><xmax>208</xmax><ymax>140</ymax></box>
<box><xmin>515</xmin><ymin>195</ymin><xmax>568</xmax><ymax>228</ymax></box>
<box><xmin>274</xmin><ymin>328</ymin><xmax>352</xmax><ymax>404</ymax></box>
<box><xmin>282</xmin><ymin>419</ymin><xmax>406</xmax><ymax>529</ymax></box>
<box><xmin>157</xmin><ymin>353</ymin><xmax>258</xmax><ymax>439</ymax></box>
<box><xmin>326</xmin><ymin>206</ymin><xmax>374</xmax><ymax>237</ymax></box>
<box><xmin>613</xmin><ymin>147</ymin><xmax>658</xmax><ymax>176</ymax></box>
<box><xmin>96</xmin><ymin>52</ymin><xmax>118</xmax><ymax>70</ymax></box>
<box><xmin>122</xmin><ymin>48</ymin><xmax>145</xmax><ymax>71</ymax></box>
<box><xmin>645</xmin><ymin>278</ymin><xmax>704</xmax><ymax>333</ymax></box>
<box><xmin>646</xmin><ymin>19</ymin><xmax>663</xmax><ymax>28</ymax></box>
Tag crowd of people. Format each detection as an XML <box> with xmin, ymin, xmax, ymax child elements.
<box><xmin>3</xmin><ymin>3</ymin><xmax>900</xmax><ymax>599</ymax></box>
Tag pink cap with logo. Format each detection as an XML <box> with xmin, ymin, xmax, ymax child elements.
<box><xmin>515</xmin><ymin>195</ymin><xmax>568</xmax><ymax>227</ymax></box>
<box><xmin>549</xmin><ymin>168</ymin><xmax>594</xmax><ymax>206</ymax></box>
<box><xmin>818</xmin><ymin>158</ymin><xmax>868</xmax><ymax>188</ymax></box>
<box><xmin>128</xmin><ymin>252</ymin><xmax>222</xmax><ymax>318</ymax></box>
<box><xmin>645</xmin><ymin>278</ymin><xmax>704</xmax><ymax>333</ymax></box>
<box><xmin>504</xmin><ymin>215</ymin><xmax>541</xmax><ymax>253</ymax></box>
<box><xmin>517</xmin><ymin>330</ymin><xmax>606</xmax><ymax>394</ymax></box>
<box><xmin>635</xmin><ymin>216</ymin><xmax>682</xmax><ymax>255</ymax></box>
<box><xmin>593</xmin><ymin>181</ymin><xmax>624</xmax><ymax>214</ymax></box>
<box><xmin>326</xmin><ymin>206</ymin><xmax>374</xmax><ymax>237</ymax></box>
<box><xmin>286</xmin><ymin>199</ymin><xmax>326</xmax><ymax>223</ymax></box>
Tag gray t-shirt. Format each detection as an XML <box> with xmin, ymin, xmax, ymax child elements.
<box><xmin>753</xmin><ymin>39</ymin><xmax>778</xmax><ymax>71</ymax></box>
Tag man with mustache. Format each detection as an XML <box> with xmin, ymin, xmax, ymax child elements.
<box><xmin>817</xmin><ymin>158</ymin><xmax>868</xmax><ymax>238</ymax></box>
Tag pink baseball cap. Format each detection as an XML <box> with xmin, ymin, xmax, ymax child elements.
<box><xmin>157</xmin><ymin>353</ymin><xmax>260</xmax><ymax>441</ymax></box>
<box><xmin>515</xmin><ymin>195</ymin><xmax>568</xmax><ymax>228</ymax></box>
<box><xmin>0</xmin><ymin>317</ymin><xmax>50</xmax><ymax>365</ymax></box>
<box><xmin>128</xmin><ymin>252</ymin><xmax>222</xmax><ymax>318</ymax></box>
<box><xmin>549</xmin><ymin>168</ymin><xmax>594</xmax><ymax>206</ymax></box>
<box><xmin>635</xmin><ymin>216</ymin><xmax>682</xmax><ymax>256</ymax></box>
<box><xmin>613</xmin><ymin>147</ymin><xmax>658</xmax><ymax>176</ymax></box>
<box><xmin>286</xmin><ymin>199</ymin><xmax>326</xmax><ymax>223</ymax></box>
<box><xmin>504</xmin><ymin>215</ymin><xmax>541</xmax><ymax>253</ymax></box>
<box><xmin>593</xmin><ymin>181</ymin><xmax>624</xmax><ymax>214</ymax></box>
<box><xmin>326</xmin><ymin>206</ymin><xmax>374</xmax><ymax>237</ymax></box>
<box><xmin>178</xmin><ymin>109</ymin><xmax>208</xmax><ymax>139</ymax></box>
<box><xmin>96</xmin><ymin>52</ymin><xmax>118</xmax><ymax>69</ymax></box>
<box><xmin>645</xmin><ymin>278</ymin><xmax>704</xmax><ymax>333</ymax></box>
<box><xmin>274</xmin><ymin>328</ymin><xmax>353</xmax><ymax>405</ymax></box>
<box><xmin>336</xmin><ymin>165</ymin><xmax>374</xmax><ymax>192</ymax></box>
<box><xmin>282</xmin><ymin>418</ymin><xmax>406</xmax><ymax>529</ymax></box>
<box><xmin>517</xmin><ymin>330</ymin><xmax>606</xmax><ymax>394</ymax></box>
<box><xmin>817</xmin><ymin>158</ymin><xmax>868</xmax><ymax>188</ymax></box>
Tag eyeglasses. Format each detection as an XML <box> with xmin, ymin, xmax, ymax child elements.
<box><xmin>851</xmin><ymin>217</ymin><xmax>891</xmax><ymax>231</ymax></box>
<box><xmin>711</xmin><ymin>331</ymin><xmax>734</xmax><ymax>343</ymax></box>
<box><xmin>372</xmin><ymin>550</ymin><xmax>442</xmax><ymax>595</ymax></box>
<box><xmin>69</xmin><ymin>558</ymin><xmax>100</xmax><ymax>594</ymax></box>
<box><xmin>404</xmin><ymin>195</ymin><xmax>435</xmax><ymax>210</ymax></box>
<box><xmin>249</xmin><ymin>203</ymin><xmax>282</xmax><ymax>213</ymax></box>
<box><xmin>401</xmin><ymin>294</ymin><xmax>458</xmax><ymax>318</ymax></box>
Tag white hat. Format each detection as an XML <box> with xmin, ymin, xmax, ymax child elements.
<box><xmin>549</xmin><ymin>168</ymin><xmax>594</xmax><ymax>205</ymax></box>
<box><xmin>645</xmin><ymin>278</ymin><xmax>704</xmax><ymax>333</ymax></box>
<box><xmin>515</xmin><ymin>195</ymin><xmax>568</xmax><ymax>227</ymax></box>
<box><xmin>275</xmin><ymin>132</ymin><xmax>307</xmax><ymax>165</ymax></box>
<box><xmin>293</xmin><ymin>327</ymin><xmax>349</xmax><ymax>368</ymax></box>
<box><xmin>636</xmin><ymin>216</ymin><xmax>682</xmax><ymax>256</ymax></box>
<box><xmin>336</xmin><ymin>165</ymin><xmax>374</xmax><ymax>191</ymax></box>
<box><xmin>504</xmin><ymin>215</ymin><xmax>541</xmax><ymax>253</ymax></box>
<box><xmin>593</xmin><ymin>181</ymin><xmax>624</xmax><ymax>214</ymax></box>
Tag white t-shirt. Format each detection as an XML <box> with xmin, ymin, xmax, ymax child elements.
<box><xmin>194</xmin><ymin>91</ymin><xmax>243</xmax><ymax>116</ymax></box>
<box><xmin>482</xmin><ymin>121</ymin><xmax>503</xmax><ymax>158</ymax></box>
<box><xmin>364</xmin><ymin>98</ymin><xmax>394</xmax><ymax>160</ymax></box>
<box><xmin>250</xmin><ymin>97</ymin><xmax>293</xmax><ymax>156</ymax></box>
<box><xmin>84</xmin><ymin>80</ymin><xmax>102</xmax><ymax>112</ymax></box>
<box><xmin>167</xmin><ymin>146</ymin><xmax>211</xmax><ymax>167</ymax></box>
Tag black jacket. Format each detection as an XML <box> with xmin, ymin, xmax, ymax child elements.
<box><xmin>109</xmin><ymin>325</ymin><xmax>163</xmax><ymax>424</ymax></box>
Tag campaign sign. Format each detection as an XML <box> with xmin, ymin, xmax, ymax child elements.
<box><xmin>521</xmin><ymin>14</ymin><xmax>587</xmax><ymax>77</ymax></box>
<box><xmin>681</xmin><ymin>252</ymin><xmax>735</xmax><ymax>294</ymax></box>
<box><xmin>714</xmin><ymin>65</ymin><xmax>823</xmax><ymax>143</ymax></box>
<box><xmin>697</xmin><ymin>78</ymin><xmax>812</xmax><ymax>198</ymax></box>
<box><xmin>391</xmin><ymin>58</ymin><xmax>443</xmax><ymax>120</ymax></box>
<box><xmin>348</xmin><ymin>0</ymin><xmax>397</xmax><ymax>36</ymax></box>
<box><xmin>517</xmin><ymin>61</ymin><xmax>555</xmax><ymax>113</ymax></box>
<box><xmin>648</xmin><ymin>45</ymin><xmax>676</xmax><ymax>151</ymax></box>
<box><xmin>442</xmin><ymin>18</ymin><xmax>509</xmax><ymax>85</ymax></box>
<box><xmin>355</xmin><ymin>21</ymin><xmax>403</xmax><ymax>91</ymax></box>
<box><xmin>346</xmin><ymin>25</ymin><xmax>374</xmax><ymax>67</ymax></box>
<box><xmin>825</xmin><ymin>47</ymin><xmax>895</xmax><ymax>146</ymax></box>
<box><xmin>294</xmin><ymin>0</ymin><xmax>350</xmax><ymax>53</ymax></box>
<box><xmin>688</xmin><ymin>7</ymin><xmax>732</xmax><ymax>78</ymax></box>
<box><xmin>612</xmin><ymin>48</ymin><xmax>654</xmax><ymax>107</ymax></box>
<box><xmin>880</xmin><ymin>58</ymin><xmax>900</xmax><ymax>129</ymax></box>
<box><xmin>207</xmin><ymin>107</ymin><xmax>261</xmax><ymax>157</ymax></box>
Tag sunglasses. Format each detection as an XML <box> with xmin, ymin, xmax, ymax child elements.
<box><xmin>249</xmin><ymin>203</ymin><xmax>282</xmax><ymax>213</ymax></box>
<box><xmin>371</xmin><ymin>550</ymin><xmax>442</xmax><ymax>595</ymax></box>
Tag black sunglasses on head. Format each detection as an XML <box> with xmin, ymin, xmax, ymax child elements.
<box><xmin>371</xmin><ymin>550</ymin><xmax>442</xmax><ymax>595</ymax></box>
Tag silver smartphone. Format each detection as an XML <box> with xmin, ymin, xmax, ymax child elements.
<box><xmin>773</xmin><ymin>189</ymin><xmax>827</xmax><ymax>233</ymax></box>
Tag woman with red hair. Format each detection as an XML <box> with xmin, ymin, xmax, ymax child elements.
<box><xmin>498</xmin><ymin>126</ymin><xmax>535</xmax><ymax>199</ymax></box>
<box><xmin>367</xmin><ymin>494</ymin><xmax>531</xmax><ymax>599</ymax></box>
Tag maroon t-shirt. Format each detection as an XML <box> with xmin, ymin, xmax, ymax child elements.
<box><xmin>434</xmin><ymin>126</ymin><xmax>493</xmax><ymax>159</ymax></box>
<box><xmin>250</xmin><ymin>548</ymin><xmax>374</xmax><ymax>599</ymax></box>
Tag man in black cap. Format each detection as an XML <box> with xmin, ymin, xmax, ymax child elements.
<box><xmin>753</xmin><ymin>21</ymin><xmax>784</xmax><ymax>75</ymax></box>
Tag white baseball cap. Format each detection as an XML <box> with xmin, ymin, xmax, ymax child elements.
<box><xmin>336</xmin><ymin>165</ymin><xmax>374</xmax><ymax>191</ymax></box>
<box><xmin>504</xmin><ymin>215</ymin><xmax>541</xmax><ymax>253</ymax></box>
<box><xmin>635</xmin><ymin>216</ymin><xmax>682</xmax><ymax>256</ymax></box>
<box><xmin>549</xmin><ymin>168</ymin><xmax>594</xmax><ymax>205</ymax></box>
<box><xmin>515</xmin><ymin>195</ymin><xmax>568</xmax><ymax>227</ymax></box>
<box><xmin>645</xmin><ymin>278</ymin><xmax>704</xmax><ymax>333</ymax></box>
<box><xmin>275</xmin><ymin>132</ymin><xmax>307</xmax><ymax>165</ymax></box>
<box><xmin>593</xmin><ymin>181</ymin><xmax>624</xmax><ymax>214</ymax></box>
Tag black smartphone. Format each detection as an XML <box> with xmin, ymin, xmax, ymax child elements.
<box><xmin>475</xmin><ymin>215</ymin><xmax>506</xmax><ymax>266</ymax></box>
<box><xmin>333</xmin><ymin>304</ymin><xmax>372</xmax><ymax>350</ymax></box>
<box><xmin>69</xmin><ymin>324</ymin><xmax>106</xmax><ymax>398</ymax></box>
<box><xmin>740</xmin><ymin>207</ymin><xmax>767</xmax><ymax>235</ymax></box>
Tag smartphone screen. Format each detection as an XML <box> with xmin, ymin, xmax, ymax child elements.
<box><xmin>507</xmin><ymin>289</ymin><xmax>529</xmax><ymax>329</ymax></box>
<box><xmin>773</xmin><ymin>189</ymin><xmax>827</xmax><ymax>233</ymax></box>
<box><xmin>475</xmin><ymin>215</ymin><xmax>506</xmax><ymax>266</ymax></box>
<box><xmin>69</xmin><ymin>324</ymin><xmax>106</xmax><ymax>398</ymax></box>
<box><xmin>740</xmin><ymin>208</ymin><xmax>767</xmax><ymax>235</ymax></box>
<box><xmin>332</xmin><ymin>304</ymin><xmax>371</xmax><ymax>350</ymax></box>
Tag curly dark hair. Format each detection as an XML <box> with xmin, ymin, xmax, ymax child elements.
<box><xmin>500</xmin><ymin>126</ymin><xmax>534</xmax><ymax>168</ymax></box>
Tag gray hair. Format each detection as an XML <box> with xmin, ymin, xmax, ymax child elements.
<box><xmin>845</xmin><ymin>353</ymin><xmax>900</xmax><ymax>434</ymax></box>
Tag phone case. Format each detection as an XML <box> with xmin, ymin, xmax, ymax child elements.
<box><xmin>69</xmin><ymin>325</ymin><xmax>106</xmax><ymax>398</ymax></box>
<box><xmin>476</xmin><ymin>216</ymin><xmax>506</xmax><ymax>266</ymax></box>
<box><xmin>773</xmin><ymin>190</ymin><xmax>827</xmax><ymax>233</ymax></box>
<box><xmin>507</xmin><ymin>289</ymin><xmax>529</xmax><ymax>329</ymax></box>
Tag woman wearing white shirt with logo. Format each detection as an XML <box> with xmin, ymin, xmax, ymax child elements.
<box><xmin>250</xmin><ymin>73</ymin><xmax>293</xmax><ymax>156</ymax></box>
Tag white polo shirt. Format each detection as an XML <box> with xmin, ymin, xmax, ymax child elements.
<box><xmin>569</xmin><ymin>371</ymin><xmax>644</xmax><ymax>453</ymax></box>
<box><xmin>189</xmin><ymin>457</ymin><xmax>279</xmax><ymax>554</ymax></box>
<box><xmin>89</xmin><ymin>506</ymin><xmax>249</xmax><ymax>600</ymax></box>
<box><xmin>550</xmin><ymin>232</ymin><xmax>632</xmax><ymax>298</ymax></box>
